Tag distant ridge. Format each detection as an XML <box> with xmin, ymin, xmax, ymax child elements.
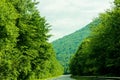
<box><xmin>52</xmin><ymin>19</ymin><xmax>99</xmax><ymax>73</ymax></box>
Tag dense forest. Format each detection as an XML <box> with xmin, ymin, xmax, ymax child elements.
<box><xmin>1</xmin><ymin>0</ymin><xmax>120</xmax><ymax>79</ymax></box>
<box><xmin>52</xmin><ymin>19</ymin><xmax>99</xmax><ymax>73</ymax></box>
<box><xmin>0</xmin><ymin>0</ymin><xmax>63</xmax><ymax>80</ymax></box>
<box><xmin>70</xmin><ymin>0</ymin><xmax>120</xmax><ymax>76</ymax></box>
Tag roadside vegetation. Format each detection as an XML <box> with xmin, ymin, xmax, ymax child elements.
<box><xmin>0</xmin><ymin>0</ymin><xmax>63</xmax><ymax>80</ymax></box>
<box><xmin>70</xmin><ymin>0</ymin><xmax>120</xmax><ymax>77</ymax></box>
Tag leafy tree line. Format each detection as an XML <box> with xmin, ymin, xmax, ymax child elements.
<box><xmin>0</xmin><ymin>0</ymin><xmax>63</xmax><ymax>80</ymax></box>
<box><xmin>70</xmin><ymin>0</ymin><xmax>120</xmax><ymax>76</ymax></box>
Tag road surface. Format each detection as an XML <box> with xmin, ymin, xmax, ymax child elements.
<box><xmin>48</xmin><ymin>75</ymin><xmax>75</xmax><ymax>80</ymax></box>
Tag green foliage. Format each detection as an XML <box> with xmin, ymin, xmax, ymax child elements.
<box><xmin>114</xmin><ymin>0</ymin><xmax>120</xmax><ymax>7</ymax></box>
<box><xmin>0</xmin><ymin>1</ymin><xmax>19</xmax><ymax>79</ymax></box>
<box><xmin>52</xmin><ymin>20</ymin><xmax>99</xmax><ymax>73</ymax></box>
<box><xmin>0</xmin><ymin>0</ymin><xmax>63</xmax><ymax>80</ymax></box>
<box><xmin>70</xmin><ymin>0</ymin><xmax>120</xmax><ymax>76</ymax></box>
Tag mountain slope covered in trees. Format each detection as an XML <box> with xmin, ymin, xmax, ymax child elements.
<box><xmin>0</xmin><ymin>0</ymin><xmax>63</xmax><ymax>80</ymax></box>
<box><xmin>52</xmin><ymin>19</ymin><xmax>99</xmax><ymax>73</ymax></box>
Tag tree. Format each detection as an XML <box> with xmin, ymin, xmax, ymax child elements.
<box><xmin>0</xmin><ymin>0</ymin><xmax>19</xmax><ymax>79</ymax></box>
<box><xmin>88</xmin><ymin>0</ymin><xmax>120</xmax><ymax>75</ymax></box>
<box><xmin>0</xmin><ymin>0</ymin><xmax>63</xmax><ymax>80</ymax></box>
<box><xmin>70</xmin><ymin>0</ymin><xmax>120</xmax><ymax>76</ymax></box>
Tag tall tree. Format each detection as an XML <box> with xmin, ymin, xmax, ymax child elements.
<box><xmin>70</xmin><ymin>0</ymin><xmax>120</xmax><ymax>76</ymax></box>
<box><xmin>0</xmin><ymin>0</ymin><xmax>19</xmax><ymax>79</ymax></box>
<box><xmin>0</xmin><ymin>0</ymin><xmax>63</xmax><ymax>80</ymax></box>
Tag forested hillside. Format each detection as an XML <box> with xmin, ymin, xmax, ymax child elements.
<box><xmin>70</xmin><ymin>0</ymin><xmax>120</xmax><ymax>76</ymax></box>
<box><xmin>52</xmin><ymin>19</ymin><xmax>99</xmax><ymax>73</ymax></box>
<box><xmin>0</xmin><ymin>0</ymin><xmax>63</xmax><ymax>80</ymax></box>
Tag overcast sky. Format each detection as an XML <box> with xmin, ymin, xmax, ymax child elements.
<box><xmin>37</xmin><ymin>0</ymin><xmax>114</xmax><ymax>42</ymax></box>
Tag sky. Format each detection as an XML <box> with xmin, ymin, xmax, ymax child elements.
<box><xmin>37</xmin><ymin>0</ymin><xmax>114</xmax><ymax>42</ymax></box>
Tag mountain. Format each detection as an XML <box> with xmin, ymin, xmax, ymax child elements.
<box><xmin>52</xmin><ymin>19</ymin><xmax>99</xmax><ymax>73</ymax></box>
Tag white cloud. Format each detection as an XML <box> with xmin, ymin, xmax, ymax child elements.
<box><xmin>37</xmin><ymin>0</ymin><xmax>114</xmax><ymax>42</ymax></box>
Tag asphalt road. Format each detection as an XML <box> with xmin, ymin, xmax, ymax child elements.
<box><xmin>48</xmin><ymin>75</ymin><xmax>75</xmax><ymax>80</ymax></box>
<box><xmin>47</xmin><ymin>75</ymin><xmax>120</xmax><ymax>80</ymax></box>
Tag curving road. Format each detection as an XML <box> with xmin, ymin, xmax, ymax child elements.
<box><xmin>48</xmin><ymin>75</ymin><xmax>75</xmax><ymax>80</ymax></box>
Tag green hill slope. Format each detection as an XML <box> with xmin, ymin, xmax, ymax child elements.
<box><xmin>52</xmin><ymin>19</ymin><xmax>99</xmax><ymax>73</ymax></box>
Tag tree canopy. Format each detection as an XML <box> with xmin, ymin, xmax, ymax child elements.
<box><xmin>70</xmin><ymin>0</ymin><xmax>120</xmax><ymax>76</ymax></box>
<box><xmin>0</xmin><ymin>0</ymin><xmax>63</xmax><ymax>80</ymax></box>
